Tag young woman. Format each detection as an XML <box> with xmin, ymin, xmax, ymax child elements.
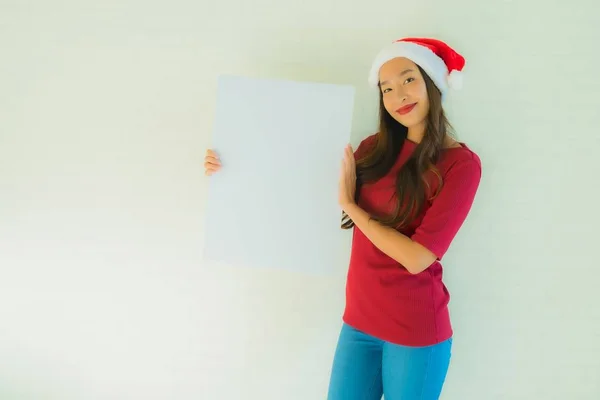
<box><xmin>204</xmin><ymin>37</ymin><xmax>482</xmax><ymax>400</ymax></box>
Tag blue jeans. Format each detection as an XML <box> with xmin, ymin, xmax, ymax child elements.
<box><xmin>327</xmin><ymin>323</ymin><xmax>452</xmax><ymax>400</ymax></box>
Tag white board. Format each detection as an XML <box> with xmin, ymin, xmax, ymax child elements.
<box><xmin>202</xmin><ymin>75</ymin><xmax>355</xmax><ymax>274</ymax></box>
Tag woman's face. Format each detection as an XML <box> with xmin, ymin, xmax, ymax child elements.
<box><xmin>378</xmin><ymin>57</ymin><xmax>429</xmax><ymax>129</ymax></box>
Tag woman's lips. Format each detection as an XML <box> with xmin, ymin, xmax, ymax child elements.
<box><xmin>396</xmin><ymin>103</ymin><xmax>417</xmax><ymax>115</ymax></box>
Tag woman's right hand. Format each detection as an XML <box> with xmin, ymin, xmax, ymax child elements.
<box><xmin>204</xmin><ymin>149</ymin><xmax>221</xmax><ymax>175</ymax></box>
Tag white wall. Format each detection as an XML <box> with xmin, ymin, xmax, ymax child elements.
<box><xmin>1</xmin><ymin>0</ymin><xmax>599</xmax><ymax>399</ymax></box>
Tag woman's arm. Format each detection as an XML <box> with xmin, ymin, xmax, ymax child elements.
<box><xmin>343</xmin><ymin>203</ymin><xmax>437</xmax><ymax>274</ymax></box>
<box><xmin>339</xmin><ymin>143</ymin><xmax>482</xmax><ymax>274</ymax></box>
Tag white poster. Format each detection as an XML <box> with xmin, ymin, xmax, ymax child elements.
<box><xmin>202</xmin><ymin>75</ymin><xmax>355</xmax><ymax>274</ymax></box>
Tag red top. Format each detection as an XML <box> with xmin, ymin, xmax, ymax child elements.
<box><xmin>342</xmin><ymin>134</ymin><xmax>482</xmax><ymax>347</ymax></box>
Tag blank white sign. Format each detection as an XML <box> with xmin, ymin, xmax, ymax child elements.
<box><xmin>202</xmin><ymin>75</ymin><xmax>355</xmax><ymax>274</ymax></box>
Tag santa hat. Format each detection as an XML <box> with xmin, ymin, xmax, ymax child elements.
<box><xmin>368</xmin><ymin>37</ymin><xmax>465</xmax><ymax>98</ymax></box>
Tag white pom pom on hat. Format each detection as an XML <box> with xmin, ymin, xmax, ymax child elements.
<box><xmin>368</xmin><ymin>37</ymin><xmax>466</xmax><ymax>98</ymax></box>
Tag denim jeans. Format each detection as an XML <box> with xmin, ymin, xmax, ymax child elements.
<box><xmin>327</xmin><ymin>323</ymin><xmax>452</xmax><ymax>400</ymax></box>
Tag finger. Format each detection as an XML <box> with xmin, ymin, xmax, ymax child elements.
<box><xmin>346</xmin><ymin>147</ymin><xmax>355</xmax><ymax>168</ymax></box>
<box><xmin>344</xmin><ymin>145</ymin><xmax>352</xmax><ymax>161</ymax></box>
<box><xmin>347</xmin><ymin>145</ymin><xmax>355</xmax><ymax>160</ymax></box>
<box><xmin>340</xmin><ymin>159</ymin><xmax>347</xmax><ymax>180</ymax></box>
<box><xmin>205</xmin><ymin>155</ymin><xmax>221</xmax><ymax>164</ymax></box>
<box><xmin>344</xmin><ymin>146</ymin><xmax>353</xmax><ymax>168</ymax></box>
<box><xmin>341</xmin><ymin>151</ymin><xmax>349</xmax><ymax>172</ymax></box>
<box><xmin>204</xmin><ymin>164</ymin><xmax>221</xmax><ymax>173</ymax></box>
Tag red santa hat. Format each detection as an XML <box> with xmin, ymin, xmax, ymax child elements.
<box><xmin>368</xmin><ymin>37</ymin><xmax>466</xmax><ymax>98</ymax></box>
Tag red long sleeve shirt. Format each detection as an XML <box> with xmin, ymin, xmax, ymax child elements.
<box><xmin>342</xmin><ymin>134</ymin><xmax>482</xmax><ymax>347</ymax></box>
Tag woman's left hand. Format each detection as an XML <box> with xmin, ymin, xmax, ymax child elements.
<box><xmin>339</xmin><ymin>144</ymin><xmax>357</xmax><ymax>210</ymax></box>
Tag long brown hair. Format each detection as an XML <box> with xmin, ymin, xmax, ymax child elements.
<box><xmin>342</xmin><ymin>65</ymin><xmax>454</xmax><ymax>230</ymax></box>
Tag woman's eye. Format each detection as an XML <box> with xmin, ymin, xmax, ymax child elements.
<box><xmin>382</xmin><ymin>88</ymin><xmax>391</xmax><ymax>93</ymax></box>
<box><xmin>404</xmin><ymin>77</ymin><xmax>415</xmax><ymax>84</ymax></box>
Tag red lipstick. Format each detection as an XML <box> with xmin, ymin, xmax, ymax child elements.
<box><xmin>396</xmin><ymin>103</ymin><xmax>417</xmax><ymax>115</ymax></box>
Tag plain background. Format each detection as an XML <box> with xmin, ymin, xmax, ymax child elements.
<box><xmin>1</xmin><ymin>0</ymin><xmax>599</xmax><ymax>399</ymax></box>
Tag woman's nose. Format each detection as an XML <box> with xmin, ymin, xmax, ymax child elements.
<box><xmin>395</xmin><ymin>89</ymin><xmax>407</xmax><ymax>101</ymax></box>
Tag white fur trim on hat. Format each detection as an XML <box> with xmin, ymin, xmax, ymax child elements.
<box><xmin>447</xmin><ymin>69</ymin><xmax>463</xmax><ymax>90</ymax></box>
<box><xmin>368</xmin><ymin>41</ymin><xmax>451</xmax><ymax>94</ymax></box>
